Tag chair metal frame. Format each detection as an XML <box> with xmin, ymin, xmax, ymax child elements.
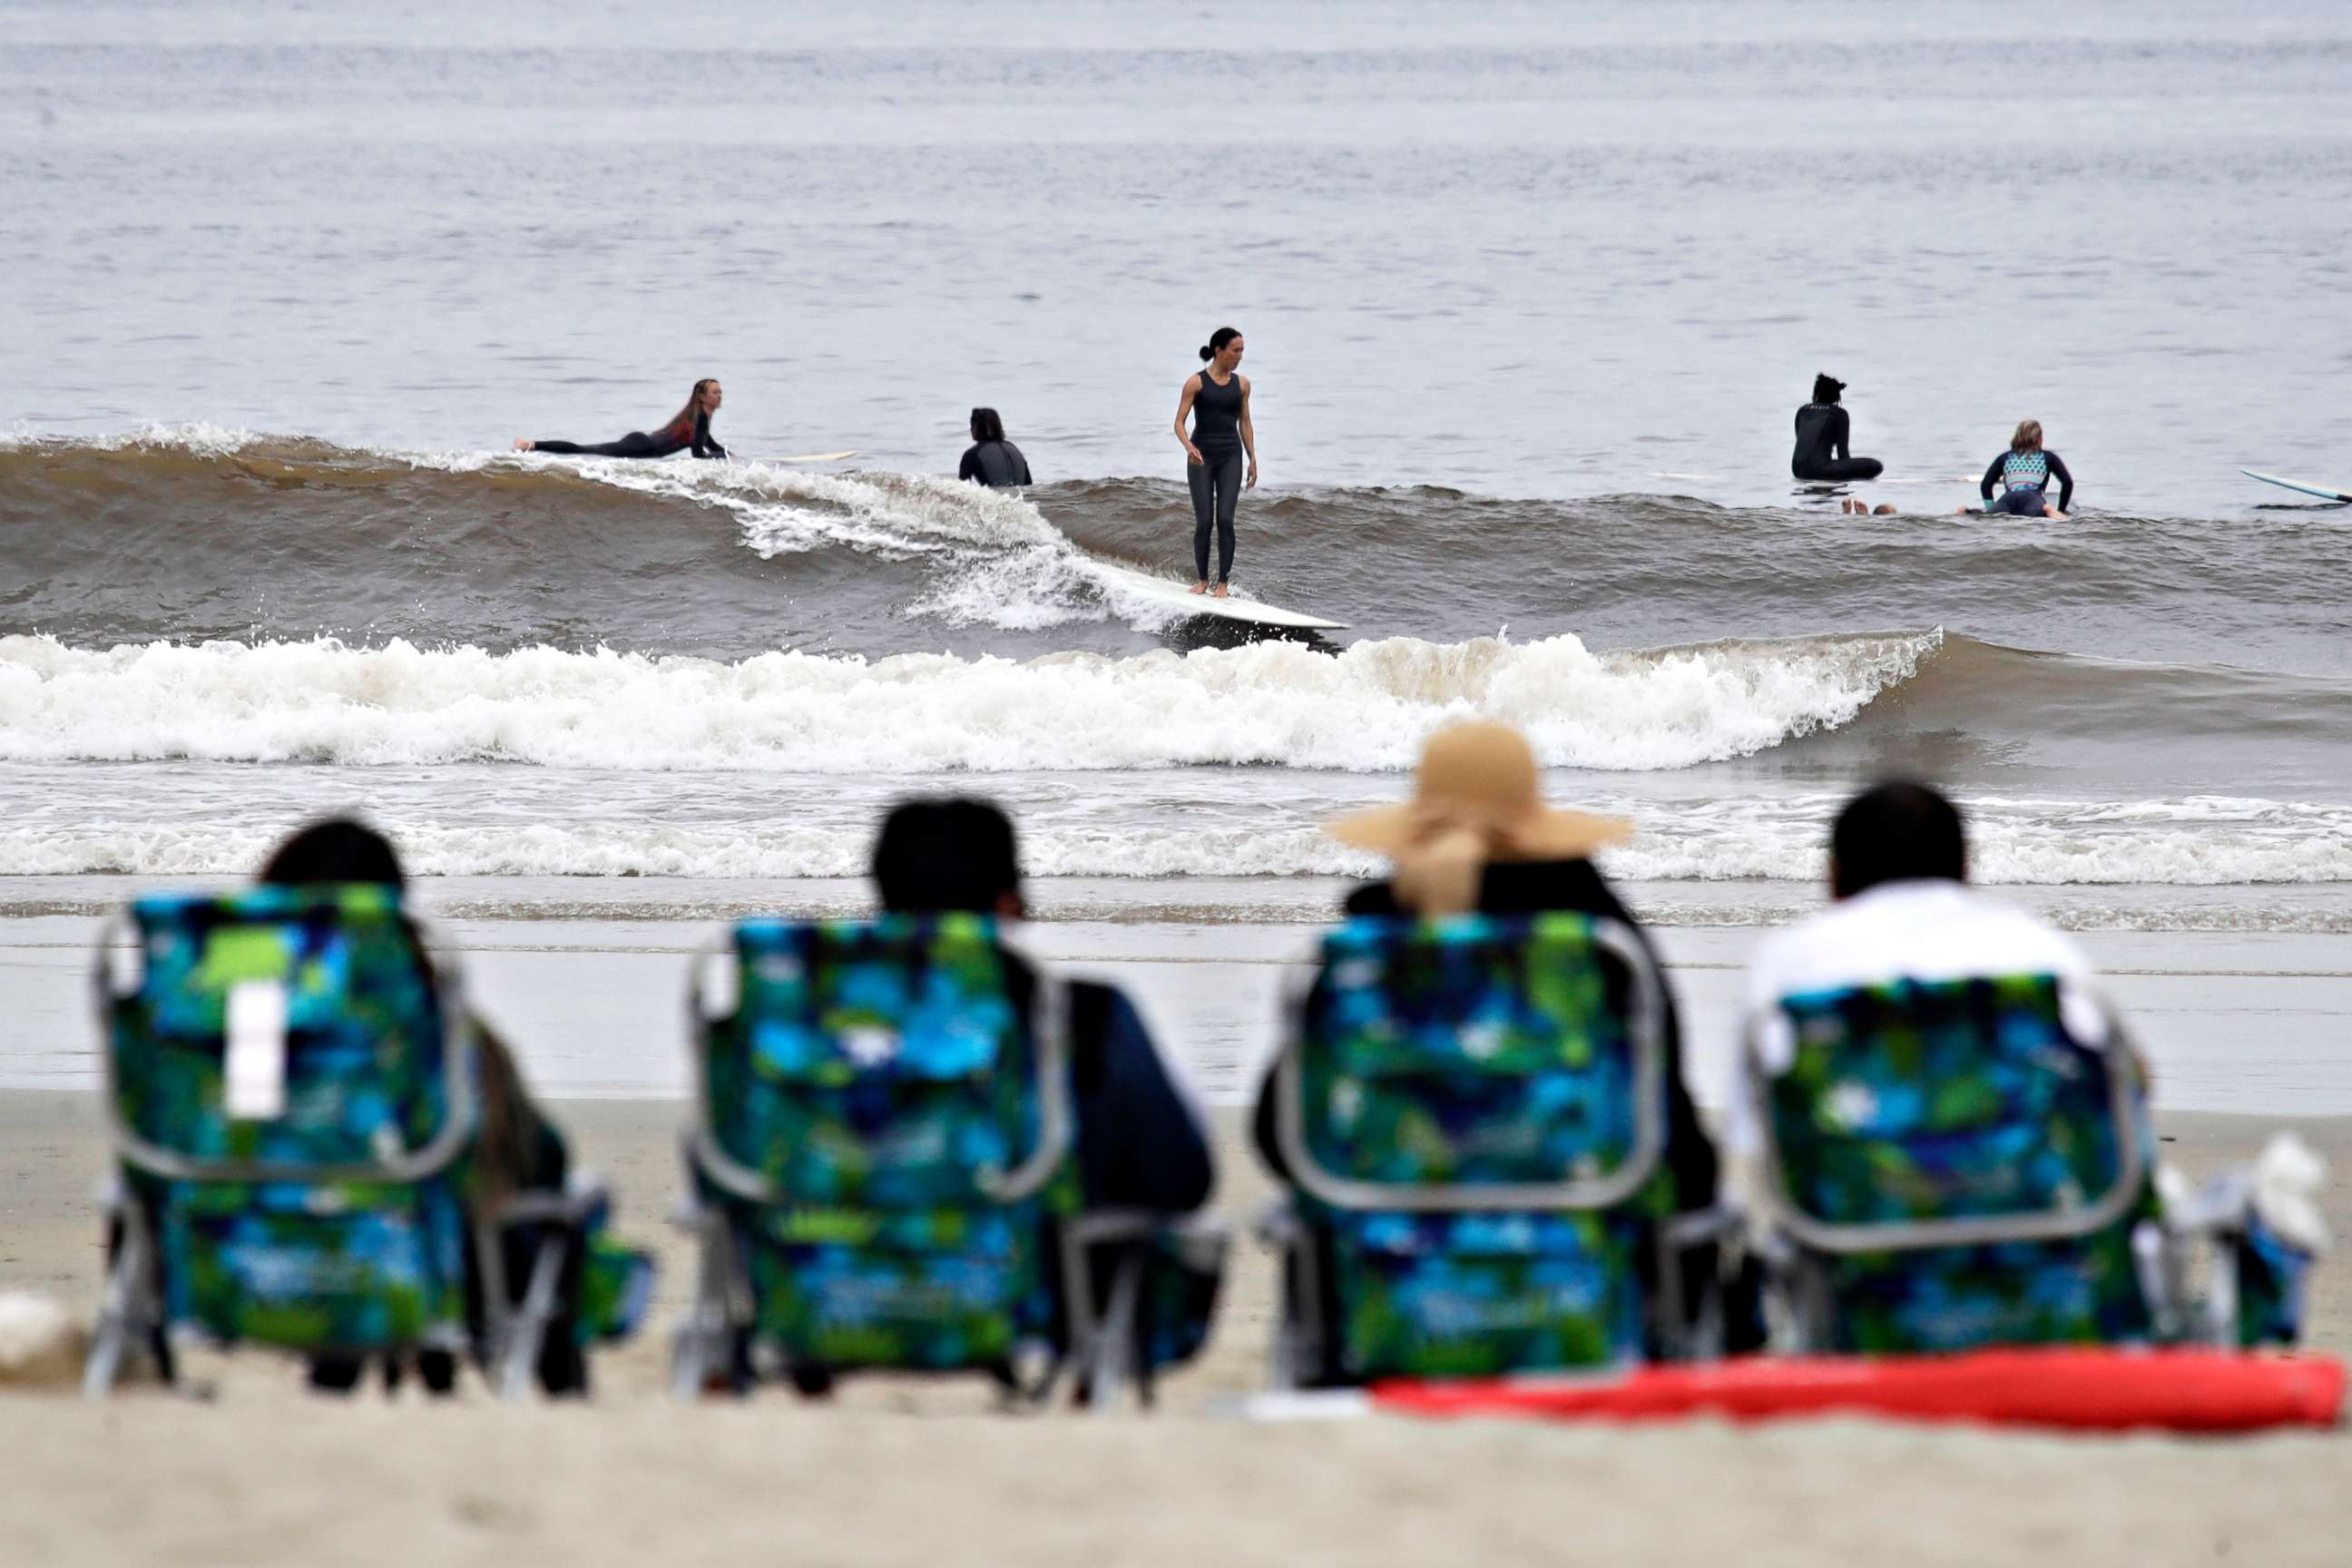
<box><xmin>1260</xmin><ymin>914</ymin><xmax>1725</xmax><ymax>1387</ymax></box>
<box><xmin>669</xmin><ymin>923</ymin><xmax>1161</xmax><ymax>1408</ymax></box>
<box><xmin>83</xmin><ymin>898</ymin><xmax>594</xmax><ymax>1399</ymax></box>
<box><xmin>1740</xmin><ymin>979</ymin><xmax>2180</xmax><ymax>1352</ymax></box>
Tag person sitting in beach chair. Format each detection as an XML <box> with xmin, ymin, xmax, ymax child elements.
<box><xmin>1735</xmin><ymin>782</ymin><xmax>2323</xmax><ymax>1353</ymax></box>
<box><xmin>1251</xmin><ymin>724</ymin><xmax>1741</xmax><ymax>1385</ymax></box>
<box><xmin>85</xmin><ymin>819</ymin><xmax>652</xmax><ymax>1398</ymax></box>
<box><xmin>671</xmin><ymin>798</ymin><xmax>1222</xmax><ymax>1403</ymax></box>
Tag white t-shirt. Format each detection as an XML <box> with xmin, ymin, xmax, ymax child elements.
<box><xmin>1730</xmin><ymin>878</ymin><xmax>2106</xmax><ymax>1153</ymax></box>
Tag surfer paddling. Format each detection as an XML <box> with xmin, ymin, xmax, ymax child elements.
<box><xmin>1964</xmin><ymin>419</ymin><xmax>2073</xmax><ymax>519</ymax></box>
<box><xmin>514</xmin><ymin>378</ymin><xmax>728</xmax><ymax>459</ymax></box>
<box><xmin>1173</xmin><ymin>327</ymin><xmax>1258</xmax><ymax>597</ymax></box>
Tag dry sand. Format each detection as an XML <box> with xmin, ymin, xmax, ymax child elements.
<box><xmin>0</xmin><ymin>1093</ymin><xmax>2346</xmax><ymax>1565</ymax></box>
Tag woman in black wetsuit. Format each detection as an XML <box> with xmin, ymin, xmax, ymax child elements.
<box><xmin>1790</xmin><ymin>373</ymin><xmax>1883</xmax><ymax>482</ymax></box>
<box><xmin>514</xmin><ymin>378</ymin><xmax>728</xmax><ymax>459</ymax></box>
<box><xmin>957</xmin><ymin>407</ymin><xmax>1033</xmax><ymax>488</ymax></box>
<box><xmin>1171</xmin><ymin>327</ymin><xmax>1258</xmax><ymax>597</ymax></box>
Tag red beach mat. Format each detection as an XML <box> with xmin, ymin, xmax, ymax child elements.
<box><xmin>1370</xmin><ymin>1348</ymin><xmax>2346</xmax><ymax>1434</ymax></box>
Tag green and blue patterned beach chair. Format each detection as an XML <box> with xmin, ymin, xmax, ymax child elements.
<box><xmin>1261</xmin><ymin>913</ymin><xmax>1721</xmax><ymax>1386</ymax></box>
<box><xmin>85</xmin><ymin>887</ymin><xmax>649</xmax><ymax>1397</ymax></box>
<box><xmin>671</xmin><ymin>915</ymin><xmax>1203</xmax><ymax>1405</ymax></box>
<box><xmin>1747</xmin><ymin>972</ymin><xmax>2322</xmax><ymax>1354</ymax></box>
<box><xmin>1745</xmin><ymin>973</ymin><xmax>2181</xmax><ymax>1354</ymax></box>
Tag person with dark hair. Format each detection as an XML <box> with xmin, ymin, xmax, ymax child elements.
<box><xmin>1735</xmin><ymin>779</ymin><xmax>2105</xmax><ymax>1154</ymax></box>
<box><xmin>957</xmin><ymin>407</ymin><xmax>1033</xmax><ymax>488</ymax></box>
<box><xmin>1967</xmin><ymin>418</ymin><xmax>2073</xmax><ymax>519</ymax></box>
<box><xmin>871</xmin><ymin>799</ymin><xmax>1213</xmax><ymax>1214</ymax></box>
<box><xmin>1790</xmin><ymin>373</ymin><xmax>1884</xmax><ymax>483</ymax></box>
<box><xmin>1171</xmin><ymin>327</ymin><xmax>1257</xmax><ymax>597</ymax></box>
<box><xmin>514</xmin><ymin>378</ymin><xmax>728</xmax><ymax>459</ymax></box>
<box><xmin>260</xmin><ymin>817</ymin><xmax>582</xmax><ymax>1393</ymax></box>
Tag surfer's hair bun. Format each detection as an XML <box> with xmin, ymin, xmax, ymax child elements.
<box><xmin>1198</xmin><ymin>345</ymin><xmax>1213</xmax><ymax>362</ymax></box>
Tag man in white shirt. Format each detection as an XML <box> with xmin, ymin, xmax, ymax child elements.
<box><xmin>1732</xmin><ymin>781</ymin><xmax>2112</xmax><ymax>1154</ymax></box>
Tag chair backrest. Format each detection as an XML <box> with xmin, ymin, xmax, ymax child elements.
<box><xmin>691</xmin><ymin>916</ymin><xmax>1077</xmax><ymax>1371</ymax></box>
<box><xmin>1751</xmin><ymin>972</ymin><xmax>2159</xmax><ymax>1351</ymax></box>
<box><xmin>1273</xmin><ymin>913</ymin><xmax>1674</xmax><ymax>1377</ymax></box>
<box><xmin>96</xmin><ymin>887</ymin><xmax>477</xmax><ymax>1352</ymax></box>
<box><xmin>102</xmin><ymin>886</ymin><xmax>470</xmax><ymax>1180</ymax></box>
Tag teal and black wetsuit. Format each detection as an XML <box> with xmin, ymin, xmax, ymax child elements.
<box><xmin>533</xmin><ymin>410</ymin><xmax>726</xmax><ymax>459</ymax></box>
<box><xmin>1980</xmin><ymin>449</ymin><xmax>2073</xmax><ymax>514</ymax></box>
<box><xmin>1791</xmin><ymin>402</ymin><xmax>1884</xmax><ymax>481</ymax></box>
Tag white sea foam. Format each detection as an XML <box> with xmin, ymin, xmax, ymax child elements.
<box><xmin>1</xmin><ymin>801</ymin><xmax>2344</xmax><ymax>887</ymax></box>
<box><xmin>0</xmin><ymin>629</ymin><xmax>1937</xmax><ymax>774</ymax></box>
<box><xmin>494</xmin><ymin>453</ymin><xmax>1111</xmax><ymax>629</ymax></box>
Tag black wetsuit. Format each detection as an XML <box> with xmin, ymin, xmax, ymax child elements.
<box><xmin>533</xmin><ymin>410</ymin><xmax>727</xmax><ymax>460</ymax></box>
<box><xmin>1790</xmin><ymin>402</ymin><xmax>1883</xmax><ymax>482</ymax></box>
<box><xmin>1979</xmin><ymin>449</ymin><xmax>2073</xmax><ymax>515</ymax></box>
<box><xmin>958</xmin><ymin>438</ymin><xmax>1033</xmax><ymax>488</ymax></box>
<box><xmin>1187</xmin><ymin>371</ymin><xmax>1246</xmax><ymax>583</ymax></box>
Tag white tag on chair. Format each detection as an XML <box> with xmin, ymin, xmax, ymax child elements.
<box><xmin>225</xmin><ymin>980</ymin><xmax>289</xmax><ymax>1121</ymax></box>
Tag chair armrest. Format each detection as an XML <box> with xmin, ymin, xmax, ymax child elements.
<box><xmin>1664</xmin><ymin>1203</ymin><xmax>1745</xmax><ymax>1253</ymax></box>
<box><xmin>493</xmin><ymin>1170</ymin><xmax>612</xmax><ymax>1230</ymax></box>
<box><xmin>1253</xmin><ymin>1197</ymin><xmax>1303</xmax><ymax>1248</ymax></box>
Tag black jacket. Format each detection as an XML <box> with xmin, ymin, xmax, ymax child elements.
<box><xmin>1250</xmin><ymin>858</ymin><xmax>1720</xmax><ymax>1210</ymax></box>
<box><xmin>1003</xmin><ymin>956</ymin><xmax>1213</xmax><ymax>1214</ymax></box>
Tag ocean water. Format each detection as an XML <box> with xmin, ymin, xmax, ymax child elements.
<box><xmin>4</xmin><ymin>0</ymin><xmax>2349</xmax><ymax>953</ymax></box>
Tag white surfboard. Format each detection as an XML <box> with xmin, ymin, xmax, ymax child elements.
<box><xmin>775</xmin><ymin>450</ymin><xmax>858</xmax><ymax>463</ymax></box>
<box><xmin>1089</xmin><ymin>560</ymin><xmax>1348</xmax><ymax>631</ymax></box>
<box><xmin>2242</xmin><ymin>469</ymin><xmax>2350</xmax><ymax>504</ymax></box>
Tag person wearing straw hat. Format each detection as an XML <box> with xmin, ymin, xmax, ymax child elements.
<box><xmin>1251</xmin><ymin>722</ymin><xmax>1734</xmax><ymax>1333</ymax></box>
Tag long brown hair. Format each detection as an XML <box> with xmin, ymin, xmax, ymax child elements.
<box><xmin>2010</xmin><ymin>418</ymin><xmax>2043</xmax><ymax>454</ymax></box>
<box><xmin>657</xmin><ymin>378</ymin><xmax>718</xmax><ymax>444</ymax></box>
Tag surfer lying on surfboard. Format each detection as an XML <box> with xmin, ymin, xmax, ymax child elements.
<box><xmin>1961</xmin><ymin>418</ymin><xmax>2073</xmax><ymax>519</ymax></box>
<box><xmin>514</xmin><ymin>377</ymin><xmax>729</xmax><ymax>459</ymax></box>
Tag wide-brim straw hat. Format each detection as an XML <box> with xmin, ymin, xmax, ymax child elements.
<box><xmin>1325</xmin><ymin>722</ymin><xmax>1632</xmax><ymax>860</ymax></box>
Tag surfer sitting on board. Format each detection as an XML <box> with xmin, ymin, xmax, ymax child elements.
<box><xmin>1173</xmin><ymin>327</ymin><xmax>1258</xmax><ymax>597</ymax></box>
<box><xmin>957</xmin><ymin>407</ymin><xmax>1033</xmax><ymax>488</ymax></box>
<box><xmin>1965</xmin><ymin>419</ymin><xmax>2073</xmax><ymax>519</ymax></box>
<box><xmin>514</xmin><ymin>378</ymin><xmax>728</xmax><ymax>459</ymax></box>
<box><xmin>1790</xmin><ymin>373</ymin><xmax>1884</xmax><ymax>483</ymax></box>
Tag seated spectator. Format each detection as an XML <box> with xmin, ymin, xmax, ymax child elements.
<box><xmin>259</xmin><ymin>818</ymin><xmax>584</xmax><ymax>1392</ymax></box>
<box><xmin>958</xmin><ymin>407</ymin><xmax>1034</xmax><ymax>488</ymax></box>
<box><xmin>871</xmin><ymin>798</ymin><xmax>1211</xmax><ymax>1215</ymax></box>
<box><xmin>1254</xmin><ymin>722</ymin><xmax>1721</xmax><ymax>1219</ymax></box>
<box><xmin>1734</xmin><ymin>779</ymin><xmax>2115</xmax><ymax>1155</ymax></box>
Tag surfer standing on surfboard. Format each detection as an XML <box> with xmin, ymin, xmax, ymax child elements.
<box><xmin>513</xmin><ymin>378</ymin><xmax>728</xmax><ymax>459</ymax></box>
<box><xmin>1173</xmin><ymin>327</ymin><xmax>1258</xmax><ymax>597</ymax></box>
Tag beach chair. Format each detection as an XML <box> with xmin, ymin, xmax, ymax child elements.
<box><xmin>671</xmin><ymin>915</ymin><xmax>1212</xmax><ymax>1405</ymax></box>
<box><xmin>1259</xmin><ymin>913</ymin><xmax>1728</xmax><ymax>1386</ymax></box>
<box><xmin>84</xmin><ymin>887</ymin><xmax>645</xmax><ymax>1397</ymax></box>
<box><xmin>1742</xmin><ymin>972</ymin><xmax>2190</xmax><ymax>1354</ymax></box>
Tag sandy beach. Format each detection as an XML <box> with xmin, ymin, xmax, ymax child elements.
<box><xmin>0</xmin><ymin>1080</ymin><xmax>2344</xmax><ymax>1567</ymax></box>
